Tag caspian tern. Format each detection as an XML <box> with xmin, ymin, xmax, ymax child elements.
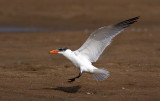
<box><xmin>49</xmin><ymin>16</ymin><xmax>139</xmax><ymax>82</ymax></box>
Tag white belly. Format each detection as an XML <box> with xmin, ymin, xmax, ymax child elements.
<box><xmin>64</xmin><ymin>52</ymin><xmax>96</xmax><ymax>72</ymax></box>
<box><xmin>61</xmin><ymin>50</ymin><xmax>97</xmax><ymax>73</ymax></box>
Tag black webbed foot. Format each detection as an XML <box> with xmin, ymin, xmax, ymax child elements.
<box><xmin>67</xmin><ymin>73</ymin><xmax>81</xmax><ymax>82</ymax></box>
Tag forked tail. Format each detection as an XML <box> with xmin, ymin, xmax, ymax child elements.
<box><xmin>93</xmin><ymin>68</ymin><xmax>110</xmax><ymax>81</ymax></box>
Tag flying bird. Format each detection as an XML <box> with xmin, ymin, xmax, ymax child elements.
<box><xmin>49</xmin><ymin>16</ymin><xmax>139</xmax><ymax>82</ymax></box>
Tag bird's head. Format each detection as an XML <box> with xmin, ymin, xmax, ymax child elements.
<box><xmin>49</xmin><ymin>47</ymin><xmax>68</xmax><ymax>54</ymax></box>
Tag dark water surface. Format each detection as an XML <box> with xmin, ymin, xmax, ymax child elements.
<box><xmin>0</xmin><ymin>26</ymin><xmax>87</xmax><ymax>32</ymax></box>
<box><xmin>0</xmin><ymin>27</ymin><xmax>50</xmax><ymax>32</ymax></box>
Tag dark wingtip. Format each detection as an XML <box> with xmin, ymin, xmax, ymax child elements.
<box><xmin>135</xmin><ymin>16</ymin><xmax>140</xmax><ymax>19</ymax></box>
<box><xmin>133</xmin><ymin>16</ymin><xmax>140</xmax><ymax>19</ymax></box>
<box><xmin>115</xmin><ymin>16</ymin><xmax>140</xmax><ymax>28</ymax></box>
<box><xmin>130</xmin><ymin>16</ymin><xmax>140</xmax><ymax>22</ymax></box>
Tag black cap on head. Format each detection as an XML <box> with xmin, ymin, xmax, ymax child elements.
<box><xmin>57</xmin><ymin>47</ymin><xmax>68</xmax><ymax>51</ymax></box>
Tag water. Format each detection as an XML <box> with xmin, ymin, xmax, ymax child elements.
<box><xmin>0</xmin><ymin>27</ymin><xmax>49</xmax><ymax>32</ymax></box>
<box><xmin>0</xmin><ymin>26</ymin><xmax>87</xmax><ymax>32</ymax></box>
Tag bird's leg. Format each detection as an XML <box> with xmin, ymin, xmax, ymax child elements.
<box><xmin>68</xmin><ymin>73</ymin><xmax>81</xmax><ymax>82</ymax></box>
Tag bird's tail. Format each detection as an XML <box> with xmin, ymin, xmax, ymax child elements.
<box><xmin>92</xmin><ymin>68</ymin><xmax>110</xmax><ymax>81</ymax></box>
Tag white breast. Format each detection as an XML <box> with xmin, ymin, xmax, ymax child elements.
<box><xmin>62</xmin><ymin>49</ymin><xmax>95</xmax><ymax>72</ymax></box>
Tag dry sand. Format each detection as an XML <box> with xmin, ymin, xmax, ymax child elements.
<box><xmin>0</xmin><ymin>0</ymin><xmax>160</xmax><ymax>101</ymax></box>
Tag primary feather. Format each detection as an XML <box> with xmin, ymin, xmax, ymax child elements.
<box><xmin>76</xmin><ymin>16</ymin><xmax>139</xmax><ymax>62</ymax></box>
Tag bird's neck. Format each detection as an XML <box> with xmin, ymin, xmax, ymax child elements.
<box><xmin>61</xmin><ymin>49</ymin><xmax>73</xmax><ymax>57</ymax></box>
<box><xmin>61</xmin><ymin>49</ymin><xmax>77</xmax><ymax>62</ymax></box>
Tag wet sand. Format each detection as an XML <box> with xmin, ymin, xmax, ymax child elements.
<box><xmin>0</xmin><ymin>0</ymin><xmax>160</xmax><ymax>101</ymax></box>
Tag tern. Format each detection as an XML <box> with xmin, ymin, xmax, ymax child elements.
<box><xmin>49</xmin><ymin>16</ymin><xmax>139</xmax><ymax>82</ymax></box>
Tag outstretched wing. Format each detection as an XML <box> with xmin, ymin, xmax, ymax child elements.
<box><xmin>75</xmin><ymin>16</ymin><xmax>139</xmax><ymax>62</ymax></box>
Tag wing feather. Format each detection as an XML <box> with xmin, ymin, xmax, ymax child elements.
<box><xmin>75</xmin><ymin>16</ymin><xmax>139</xmax><ymax>62</ymax></box>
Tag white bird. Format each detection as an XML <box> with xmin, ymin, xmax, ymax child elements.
<box><xmin>49</xmin><ymin>16</ymin><xmax>139</xmax><ymax>82</ymax></box>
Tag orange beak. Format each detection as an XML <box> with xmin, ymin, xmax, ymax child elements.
<box><xmin>49</xmin><ymin>50</ymin><xmax>59</xmax><ymax>54</ymax></box>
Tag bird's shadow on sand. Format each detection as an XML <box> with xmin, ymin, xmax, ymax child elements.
<box><xmin>43</xmin><ymin>85</ymin><xmax>81</xmax><ymax>93</ymax></box>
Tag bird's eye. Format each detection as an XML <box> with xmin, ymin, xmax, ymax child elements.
<box><xmin>58</xmin><ymin>48</ymin><xmax>62</xmax><ymax>51</ymax></box>
<box><xmin>57</xmin><ymin>47</ymin><xmax>68</xmax><ymax>51</ymax></box>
